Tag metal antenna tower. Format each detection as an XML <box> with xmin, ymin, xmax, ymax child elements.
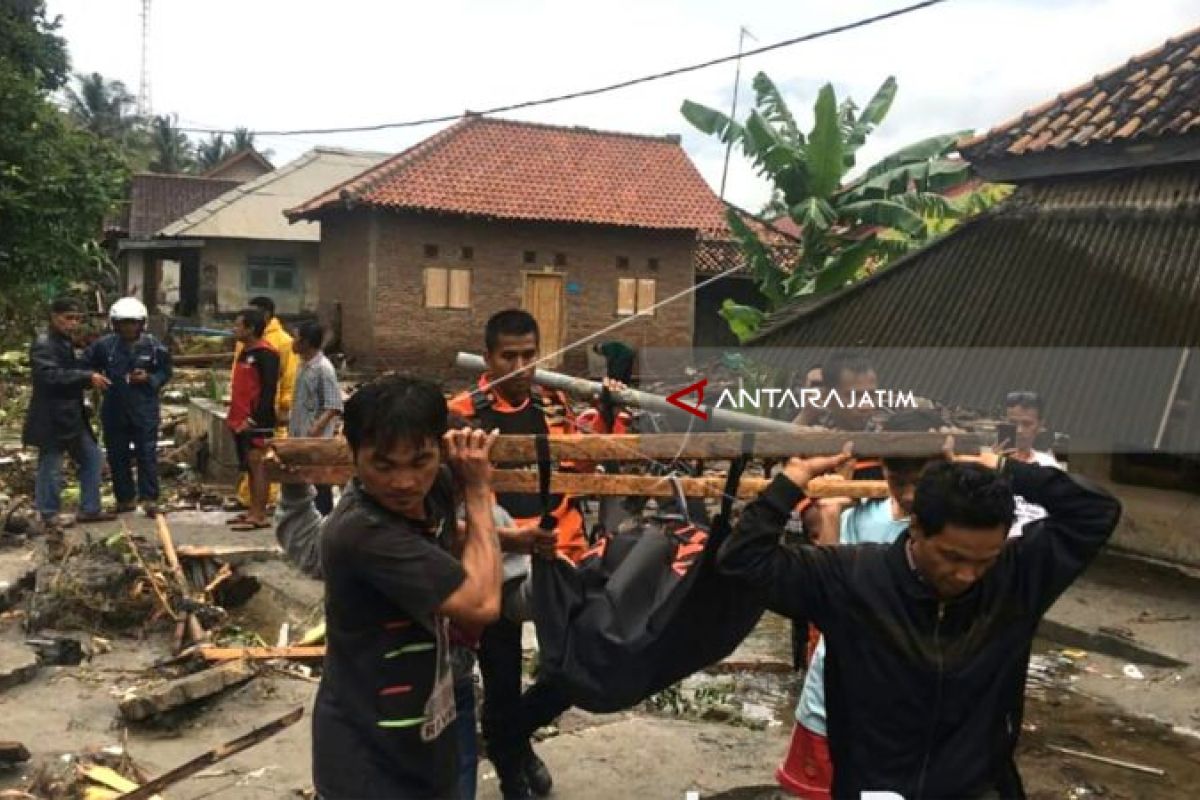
<box><xmin>137</xmin><ymin>0</ymin><xmax>152</xmax><ymax>117</ymax></box>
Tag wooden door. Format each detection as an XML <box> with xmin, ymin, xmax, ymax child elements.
<box><xmin>523</xmin><ymin>273</ymin><xmax>565</xmax><ymax>368</ymax></box>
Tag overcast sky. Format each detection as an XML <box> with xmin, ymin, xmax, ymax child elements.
<box><xmin>46</xmin><ymin>0</ymin><xmax>1199</xmax><ymax>211</ymax></box>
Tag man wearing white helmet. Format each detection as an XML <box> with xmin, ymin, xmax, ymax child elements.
<box><xmin>84</xmin><ymin>297</ymin><xmax>173</xmax><ymax>516</ymax></box>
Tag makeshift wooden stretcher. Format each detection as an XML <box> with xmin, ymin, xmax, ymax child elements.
<box><xmin>264</xmin><ymin>431</ymin><xmax>978</xmax><ymax>499</ymax></box>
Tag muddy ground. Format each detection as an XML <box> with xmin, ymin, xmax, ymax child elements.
<box><xmin>0</xmin><ymin>506</ymin><xmax>1196</xmax><ymax>799</ymax></box>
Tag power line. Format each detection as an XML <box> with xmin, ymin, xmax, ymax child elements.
<box><xmin>178</xmin><ymin>0</ymin><xmax>949</xmax><ymax>137</ymax></box>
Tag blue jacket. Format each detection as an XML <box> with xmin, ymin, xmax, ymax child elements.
<box><xmin>84</xmin><ymin>333</ymin><xmax>172</xmax><ymax>427</ymax></box>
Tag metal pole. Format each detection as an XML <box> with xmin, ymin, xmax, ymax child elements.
<box><xmin>719</xmin><ymin>26</ymin><xmax>755</xmax><ymax>200</ymax></box>
<box><xmin>455</xmin><ymin>352</ymin><xmax>806</xmax><ymax>434</ymax></box>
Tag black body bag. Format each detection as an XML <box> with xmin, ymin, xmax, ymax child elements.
<box><xmin>530</xmin><ymin>444</ymin><xmax>764</xmax><ymax>713</ymax></box>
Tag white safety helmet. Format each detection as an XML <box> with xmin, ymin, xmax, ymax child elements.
<box><xmin>109</xmin><ymin>297</ymin><xmax>149</xmax><ymax>323</ymax></box>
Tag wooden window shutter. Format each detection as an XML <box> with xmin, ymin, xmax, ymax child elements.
<box><xmin>616</xmin><ymin>278</ymin><xmax>637</xmax><ymax>316</ymax></box>
<box><xmin>425</xmin><ymin>268</ymin><xmax>448</xmax><ymax>308</ymax></box>
<box><xmin>636</xmin><ymin>279</ymin><xmax>657</xmax><ymax>315</ymax></box>
<box><xmin>448</xmin><ymin>269</ymin><xmax>471</xmax><ymax>309</ymax></box>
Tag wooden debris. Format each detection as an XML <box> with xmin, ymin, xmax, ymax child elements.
<box><xmin>76</xmin><ymin>764</ymin><xmax>163</xmax><ymax>800</ymax></box>
<box><xmin>175</xmin><ymin>544</ymin><xmax>283</xmax><ymax>562</ymax></box>
<box><xmin>117</xmin><ymin>706</ymin><xmax>304</xmax><ymax>800</ymax></box>
<box><xmin>296</xmin><ymin>621</ymin><xmax>325</xmax><ymax>646</ymax></box>
<box><xmin>118</xmin><ymin>659</ymin><xmax>257</xmax><ymax>722</ymax></box>
<box><xmin>198</xmin><ymin>645</ymin><xmax>326</xmax><ymax>662</ymax></box>
<box><xmin>0</xmin><ymin>741</ymin><xmax>30</xmax><ymax>763</ymax></box>
<box><xmin>1045</xmin><ymin>744</ymin><xmax>1166</xmax><ymax>776</ymax></box>
<box><xmin>153</xmin><ymin>515</ymin><xmax>188</xmax><ymax>593</ymax></box>
<box><xmin>203</xmin><ymin>563</ymin><xmax>233</xmax><ymax>595</ymax></box>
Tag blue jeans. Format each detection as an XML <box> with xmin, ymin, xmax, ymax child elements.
<box><xmin>456</xmin><ymin>676</ymin><xmax>479</xmax><ymax>800</ymax></box>
<box><xmin>35</xmin><ymin>434</ymin><xmax>104</xmax><ymax>519</ymax></box>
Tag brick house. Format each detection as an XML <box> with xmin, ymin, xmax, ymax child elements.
<box><xmin>286</xmin><ymin>115</ymin><xmax>734</xmax><ymax>376</ymax></box>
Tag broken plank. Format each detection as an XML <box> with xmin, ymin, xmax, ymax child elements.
<box><xmin>271</xmin><ymin>431</ymin><xmax>978</xmax><ymax>468</ymax></box>
<box><xmin>198</xmin><ymin>645</ymin><xmax>326</xmax><ymax>662</ymax></box>
<box><xmin>76</xmin><ymin>765</ymin><xmax>164</xmax><ymax>800</ymax></box>
<box><xmin>176</xmin><ymin>544</ymin><xmax>283</xmax><ymax>563</ymax></box>
<box><xmin>117</xmin><ymin>707</ymin><xmax>304</xmax><ymax>800</ymax></box>
<box><xmin>153</xmin><ymin>514</ymin><xmax>189</xmax><ymax>593</ymax></box>
<box><xmin>118</xmin><ymin>659</ymin><xmax>257</xmax><ymax>722</ymax></box>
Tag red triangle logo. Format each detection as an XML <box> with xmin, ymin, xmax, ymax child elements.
<box><xmin>666</xmin><ymin>378</ymin><xmax>709</xmax><ymax>421</ymax></box>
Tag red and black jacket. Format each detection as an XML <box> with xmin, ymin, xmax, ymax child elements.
<box><xmin>228</xmin><ymin>339</ymin><xmax>279</xmax><ymax>433</ymax></box>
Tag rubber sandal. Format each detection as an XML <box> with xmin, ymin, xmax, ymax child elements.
<box><xmin>225</xmin><ymin>514</ymin><xmax>251</xmax><ymax>525</ymax></box>
<box><xmin>228</xmin><ymin>520</ymin><xmax>271</xmax><ymax>531</ymax></box>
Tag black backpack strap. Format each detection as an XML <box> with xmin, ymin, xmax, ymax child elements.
<box><xmin>720</xmin><ymin>432</ymin><xmax>755</xmax><ymax>520</ymax></box>
<box><xmin>468</xmin><ymin>388</ymin><xmax>493</xmax><ymax>414</ymax></box>
<box><xmin>535</xmin><ymin>433</ymin><xmax>556</xmax><ymax>530</ymax></box>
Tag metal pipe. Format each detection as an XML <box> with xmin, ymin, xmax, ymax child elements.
<box><xmin>455</xmin><ymin>352</ymin><xmax>807</xmax><ymax>434</ymax></box>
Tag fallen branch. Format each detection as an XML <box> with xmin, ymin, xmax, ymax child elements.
<box><xmin>1045</xmin><ymin>744</ymin><xmax>1166</xmax><ymax>776</ymax></box>
<box><xmin>116</xmin><ymin>706</ymin><xmax>304</xmax><ymax>800</ymax></box>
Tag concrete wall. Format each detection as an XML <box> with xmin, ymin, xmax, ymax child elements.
<box><xmin>200</xmin><ymin>238</ymin><xmax>320</xmax><ymax>316</ymax></box>
<box><xmin>187</xmin><ymin>398</ymin><xmax>239</xmax><ymax>483</ymax></box>
<box><xmin>317</xmin><ymin>209</ymin><xmax>696</xmax><ymax>378</ymax></box>
<box><xmin>1071</xmin><ymin>453</ymin><xmax>1200</xmax><ymax>567</ymax></box>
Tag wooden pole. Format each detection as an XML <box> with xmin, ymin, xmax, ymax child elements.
<box><xmin>270</xmin><ymin>431</ymin><xmax>971</xmax><ymax>467</ymax></box>
<box><xmin>116</xmin><ymin>707</ymin><xmax>303</xmax><ymax>800</ymax></box>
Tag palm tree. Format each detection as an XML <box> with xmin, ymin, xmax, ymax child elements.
<box><xmin>148</xmin><ymin>114</ymin><xmax>195</xmax><ymax>174</ymax></box>
<box><xmin>197</xmin><ymin>133</ymin><xmax>230</xmax><ymax>171</ymax></box>
<box><xmin>67</xmin><ymin>72</ymin><xmax>138</xmax><ymax>142</ymax></box>
<box><xmin>230</xmin><ymin>126</ymin><xmax>274</xmax><ymax>161</ymax></box>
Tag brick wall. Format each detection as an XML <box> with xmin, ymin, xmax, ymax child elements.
<box><xmin>316</xmin><ymin>210</ymin><xmax>373</xmax><ymax>362</ymax></box>
<box><xmin>320</xmin><ymin>210</ymin><xmax>696</xmax><ymax>381</ymax></box>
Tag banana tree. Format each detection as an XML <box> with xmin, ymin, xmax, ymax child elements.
<box><xmin>683</xmin><ymin>74</ymin><xmax>998</xmax><ymax>340</ymax></box>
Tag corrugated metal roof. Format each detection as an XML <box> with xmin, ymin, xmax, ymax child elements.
<box><xmin>747</xmin><ymin>164</ymin><xmax>1200</xmax><ymax>450</ymax></box>
<box><xmin>158</xmin><ymin>148</ymin><xmax>389</xmax><ymax>241</ymax></box>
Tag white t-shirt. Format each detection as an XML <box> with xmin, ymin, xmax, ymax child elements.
<box><xmin>1009</xmin><ymin>450</ymin><xmax>1061</xmax><ymax>537</ymax></box>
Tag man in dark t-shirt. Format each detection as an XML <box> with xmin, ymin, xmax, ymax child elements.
<box><xmin>313</xmin><ymin>375</ymin><xmax>502</xmax><ymax>799</ymax></box>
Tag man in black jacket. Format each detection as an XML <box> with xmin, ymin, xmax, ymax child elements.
<box><xmin>719</xmin><ymin>445</ymin><xmax>1121</xmax><ymax>799</ymax></box>
<box><xmin>23</xmin><ymin>297</ymin><xmax>117</xmax><ymax>526</ymax></box>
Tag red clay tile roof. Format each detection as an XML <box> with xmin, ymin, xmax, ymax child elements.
<box><xmin>961</xmin><ymin>25</ymin><xmax>1200</xmax><ymax>161</ymax></box>
<box><xmin>286</xmin><ymin>115</ymin><xmax>728</xmax><ymax>230</ymax></box>
<box><xmin>695</xmin><ymin>206</ymin><xmax>801</xmax><ymax>275</ymax></box>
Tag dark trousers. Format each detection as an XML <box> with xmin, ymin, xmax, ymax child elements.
<box><xmin>314</xmin><ymin>484</ymin><xmax>335</xmax><ymax>515</ymax></box>
<box><xmin>478</xmin><ymin>615</ymin><xmax>570</xmax><ymax>768</ymax></box>
<box><xmin>103</xmin><ymin>416</ymin><xmax>159</xmax><ymax>503</ymax></box>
